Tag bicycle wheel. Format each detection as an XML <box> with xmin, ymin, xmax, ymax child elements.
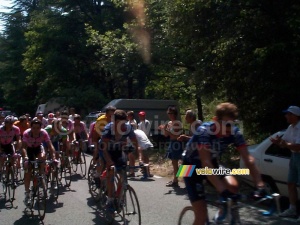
<box><xmin>16</xmin><ymin>166</ymin><xmax>24</xmax><ymax>184</ymax></box>
<box><xmin>178</xmin><ymin>206</ymin><xmax>194</xmax><ymax>225</ymax></box>
<box><xmin>7</xmin><ymin>167</ymin><xmax>16</xmax><ymax>202</ymax></box>
<box><xmin>88</xmin><ymin>161</ymin><xmax>100</xmax><ymax>202</ymax></box>
<box><xmin>47</xmin><ymin>167</ymin><xmax>59</xmax><ymax>201</ymax></box>
<box><xmin>2</xmin><ymin>168</ymin><xmax>7</xmax><ymax>195</ymax></box>
<box><xmin>72</xmin><ymin>151</ymin><xmax>79</xmax><ymax>173</ymax></box>
<box><xmin>121</xmin><ymin>185</ymin><xmax>141</xmax><ymax>225</ymax></box>
<box><xmin>62</xmin><ymin>158</ymin><xmax>72</xmax><ymax>187</ymax></box>
<box><xmin>99</xmin><ymin>178</ymin><xmax>107</xmax><ymax>209</ymax></box>
<box><xmin>79</xmin><ymin>151</ymin><xmax>86</xmax><ymax>177</ymax></box>
<box><xmin>37</xmin><ymin>178</ymin><xmax>47</xmax><ymax>220</ymax></box>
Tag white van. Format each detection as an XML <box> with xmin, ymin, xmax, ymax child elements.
<box><xmin>36</xmin><ymin>98</ymin><xmax>67</xmax><ymax>115</ymax></box>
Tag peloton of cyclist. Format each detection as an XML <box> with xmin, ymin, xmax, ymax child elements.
<box><xmin>22</xmin><ymin>119</ymin><xmax>56</xmax><ymax>206</ymax></box>
<box><xmin>182</xmin><ymin>102</ymin><xmax>266</xmax><ymax>225</ymax></box>
<box><xmin>0</xmin><ymin>116</ymin><xmax>21</xmax><ymax>182</ymax></box>
<box><xmin>101</xmin><ymin>110</ymin><xmax>138</xmax><ymax>213</ymax></box>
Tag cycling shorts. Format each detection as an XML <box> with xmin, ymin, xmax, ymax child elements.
<box><xmin>0</xmin><ymin>144</ymin><xmax>14</xmax><ymax>155</ymax></box>
<box><xmin>27</xmin><ymin>146</ymin><xmax>44</xmax><ymax>161</ymax></box>
<box><xmin>183</xmin><ymin>156</ymin><xmax>224</xmax><ymax>203</ymax></box>
<box><xmin>75</xmin><ymin>132</ymin><xmax>87</xmax><ymax>141</ymax></box>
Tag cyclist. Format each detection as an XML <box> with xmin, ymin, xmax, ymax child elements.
<box><xmin>183</xmin><ymin>102</ymin><xmax>266</xmax><ymax>225</ymax></box>
<box><xmin>33</xmin><ymin>111</ymin><xmax>48</xmax><ymax>128</ymax></box>
<box><xmin>22</xmin><ymin>119</ymin><xmax>56</xmax><ymax>206</ymax></box>
<box><xmin>0</xmin><ymin>116</ymin><xmax>21</xmax><ymax>182</ymax></box>
<box><xmin>73</xmin><ymin>114</ymin><xmax>89</xmax><ymax>152</ymax></box>
<box><xmin>92</xmin><ymin>106</ymin><xmax>116</xmax><ymax>185</ymax></box>
<box><xmin>45</xmin><ymin>119</ymin><xmax>70</xmax><ymax>188</ymax></box>
<box><xmin>101</xmin><ymin>110</ymin><xmax>138</xmax><ymax>213</ymax></box>
<box><xmin>14</xmin><ymin>115</ymin><xmax>30</xmax><ymax>138</ymax></box>
<box><xmin>47</xmin><ymin>112</ymin><xmax>55</xmax><ymax>125</ymax></box>
<box><xmin>60</xmin><ymin>110</ymin><xmax>75</xmax><ymax>141</ymax></box>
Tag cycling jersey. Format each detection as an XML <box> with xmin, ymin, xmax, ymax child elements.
<box><xmin>22</xmin><ymin>128</ymin><xmax>50</xmax><ymax>148</ymax></box>
<box><xmin>183</xmin><ymin>121</ymin><xmax>246</xmax><ymax>203</ymax></box>
<box><xmin>94</xmin><ymin>115</ymin><xmax>109</xmax><ymax>135</ymax></box>
<box><xmin>44</xmin><ymin>125</ymin><xmax>68</xmax><ymax>151</ymax></box>
<box><xmin>0</xmin><ymin>125</ymin><xmax>20</xmax><ymax>145</ymax></box>
<box><xmin>101</xmin><ymin>122</ymin><xmax>136</xmax><ymax>167</ymax></box>
<box><xmin>73</xmin><ymin>121</ymin><xmax>87</xmax><ymax>140</ymax></box>
<box><xmin>184</xmin><ymin>122</ymin><xmax>246</xmax><ymax>160</ymax></box>
<box><xmin>13</xmin><ymin>120</ymin><xmax>30</xmax><ymax>136</ymax></box>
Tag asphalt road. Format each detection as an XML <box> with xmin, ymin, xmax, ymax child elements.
<box><xmin>0</xmin><ymin>154</ymin><xmax>298</xmax><ymax>225</ymax></box>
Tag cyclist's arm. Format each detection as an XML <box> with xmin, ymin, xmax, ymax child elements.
<box><xmin>198</xmin><ymin>145</ymin><xmax>227</xmax><ymax>193</ymax></box>
<box><xmin>15</xmin><ymin>135</ymin><xmax>22</xmax><ymax>152</ymax></box>
<box><xmin>239</xmin><ymin>146</ymin><xmax>264</xmax><ymax>188</ymax></box>
<box><xmin>22</xmin><ymin>141</ymin><xmax>28</xmax><ymax>159</ymax></box>
<box><xmin>46</xmin><ymin>141</ymin><xmax>56</xmax><ymax>160</ymax></box>
<box><xmin>102</xmin><ymin>138</ymin><xmax>113</xmax><ymax>167</ymax></box>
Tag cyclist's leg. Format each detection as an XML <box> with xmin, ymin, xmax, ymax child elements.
<box><xmin>184</xmin><ymin>175</ymin><xmax>207</xmax><ymax>225</ymax></box>
<box><xmin>37</xmin><ymin>146</ymin><xmax>46</xmax><ymax>175</ymax></box>
<box><xmin>222</xmin><ymin>175</ymin><xmax>239</xmax><ymax>194</ymax></box>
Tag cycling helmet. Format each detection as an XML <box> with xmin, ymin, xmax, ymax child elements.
<box><xmin>4</xmin><ymin>115</ymin><xmax>15</xmax><ymax>123</ymax></box>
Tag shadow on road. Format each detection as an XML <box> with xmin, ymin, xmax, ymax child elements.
<box><xmin>14</xmin><ymin>213</ymin><xmax>42</xmax><ymax>225</ymax></box>
<box><xmin>164</xmin><ymin>186</ymin><xmax>188</xmax><ymax>197</ymax></box>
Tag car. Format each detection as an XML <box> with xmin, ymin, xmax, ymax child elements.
<box><xmin>239</xmin><ymin>130</ymin><xmax>299</xmax><ymax>197</ymax></box>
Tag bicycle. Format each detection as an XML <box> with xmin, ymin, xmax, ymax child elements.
<box><xmin>70</xmin><ymin>140</ymin><xmax>87</xmax><ymax>177</ymax></box>
<box><xmin>1</xmin><ymin>153</ymin><xmax>17</xmax><ymax>204</ymax></box>
<box><xmin>87</xmin><ymin>159</ymin><xmax>101</xmax><ymax>202</ymax></box>
<box><xmin>99</xmin><ymin>150</ymin><xmax>142</xmax><ymax>225</ymax></box>
<box><xmin>45</xmin><ymin>159</ymin><xmax>59</xmax><ymax>201</ymax></box>
<box><xmin>177</xmin><ymin>185</ymin><xmax>281</xmax><ymax>225</ymax></box>
<box><xmin>24</xmin><ymin>159</ymin><xmax>47</xmax><ymax>221</ymax></box>
<box><xmin>58</xmin><ymin>150</ymin><xmax>72</xmax><ymax>188</ymax></box>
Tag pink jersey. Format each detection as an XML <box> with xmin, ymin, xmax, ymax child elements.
<box><xmin>0</xmin><ymin>125</ymin><xmax>20</xmax><ymax>145</ymax></box>
<box><xmin>73</xmin><ymin>121</ymin><xmax>87</xmax><ymax>134</ymax></box>
<box><xmin>23</xmin><ymin>128</ymin><xmax>50</xmax><ymax>147</ymax></box>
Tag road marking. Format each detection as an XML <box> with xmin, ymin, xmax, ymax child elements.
<box><xmin>153</xmin><ymin>175</ymin><xmax>162</xmax><ymax>178</ymax></box>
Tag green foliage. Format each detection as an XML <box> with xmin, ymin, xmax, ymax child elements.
<box><xmin>0</xmin><ymin>0</ymin><xmax>299</xmax><ymax>141</ymax></box>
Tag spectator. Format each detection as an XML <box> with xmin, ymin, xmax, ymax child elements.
<box><xmin>158</xmin><ymin>106</ymin><xmax>183</xmax><ymax>187</ymax></box>
<box><xmin>178</xmin><ymin>109</ymin><xmax>202</xmax><ymax>142</ymax></box>
<box><xmin>133</xmin><ymin>129</ymin><xmax>154</xmax><ymax>178</ymax></box>
<box><xmin>271</xmin><ymin>106</ymin><xmax>300</xmax><ymax>220</ymax></box>
<box><xmin>127</xmin><ymin>111</ymin><xmax>137</xmax><ymax>129</ymax></box>
<box><xmin>138</xmin><ymin>111</ymin><xmax>151</xmax><ymax>137</ymax></box>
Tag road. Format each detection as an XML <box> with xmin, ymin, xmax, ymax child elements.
<box><xmin>0</xmin><ymin>154</ymin><xmax>298</xmax><ymax>225</ymax></box>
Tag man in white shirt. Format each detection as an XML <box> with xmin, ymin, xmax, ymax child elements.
<box><xmin>134</xmin><ymin>129</ymin><xmax>154</xmax><ymax>178</ymax></box>
<box><xmin>271</xmin><ymin>105</ymin><xmax>300</xmax><ymax>220</ymax></box>
<box><xmin>138</xmin><ymin>111</ymin><xmax>151</xmax><ymax>137</ymax></box>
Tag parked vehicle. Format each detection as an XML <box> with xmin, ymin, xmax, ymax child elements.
<box><xmin>36</xmin><ymin>98</ymin><xmax>67</xmax><ymax>115</ymax></box>
<box><xmin>239</xmin><ymin>130</ymin><xmax>300</xmax><ymax>197</ymax></box>
<box><xmin>102</xmin><ymin>99</ymin><xmax>180</xmax><ymax>147</ymax></box>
